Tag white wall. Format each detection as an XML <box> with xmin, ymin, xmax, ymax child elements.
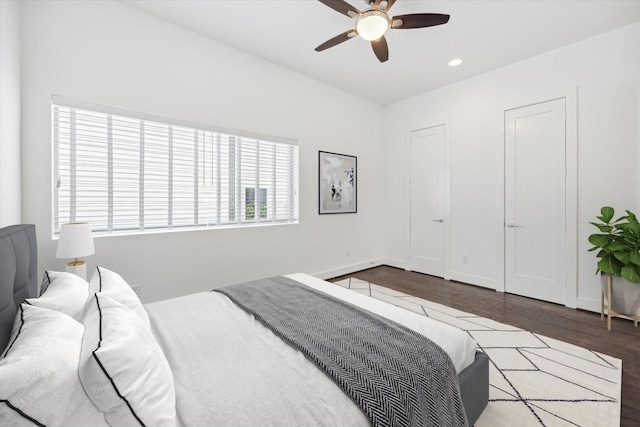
<box><xmin>383</xmin><ymin>22</ymin><xmax>640</xmax><ymax>312</ymax></box>
<box><xmin>20</xmin><ymin>0</ymin><xmax>385</xmax><ymax>302</ymax></box>
<box><xmin>18</xmin><ymin>1</ymin><xmax>640</xmax><ymax>311</ymax></box>
<box><xmin>0</xmin><ymin>0</ymin><xmax>22</xmax><ymax>226</ymax></box>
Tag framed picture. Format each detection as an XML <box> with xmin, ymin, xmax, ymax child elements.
<box><xmin>319</xmin><ymin>151</ymin><xmax>357</xmax><ymax>214</ymax></box>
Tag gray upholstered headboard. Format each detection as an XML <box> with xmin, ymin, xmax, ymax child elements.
<box><xmin>0</xmin><ymin>224</ymin><xmax>38</xmax><ymax>353</ymax></box>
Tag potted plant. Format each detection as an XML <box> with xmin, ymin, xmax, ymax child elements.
<box><xmin>588</xmin><ymin>206</ymin><xmax>640</xmax><ymax>329</ymax></box>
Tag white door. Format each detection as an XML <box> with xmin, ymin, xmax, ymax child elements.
<box><xmin>410</xmin><ymin>125</ymin><xmax>445</xmax><ymax>277</ymax></box>
<box><xmin>505</xmin><ymin>99</ymin><xmax>566</xmax><ymax>304</ymax></box>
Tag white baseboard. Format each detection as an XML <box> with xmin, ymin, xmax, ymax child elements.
<box><xmin>313</xmin><ymin>259</ymin><xmax>385</xmax><ymax>280</ymax></box>
<box><xmin>378</xmin><ymin>257</ymin><xmax>407</xmax><ymax>270</ymax></box>
<box><xmin>576</xmin><ymin>297</ymin><xmax>600</xmax><ymax>314</ymax></box>
<box><xmin>576</xmin><ymin>297</ymin><xmax>639</xmax><ymax>324</ymax></box>
<box><xmin>578</xmin><ymin>297</ymin><xmax>629</xmax><ymax>319</ymax></box>
<box><xmin>449</xmin><ymin>271</ymin><xmax>497</xmax><ymax>290</ymax></box>
<box><xmin>314</xmin><ymin>260</ymin><xmax>498</xmax><ymax>290</ymax></box>
<box><xmin>312</xmin><ymin>257</ymin><xmax>408</xmax><ymax>280</ymax></box>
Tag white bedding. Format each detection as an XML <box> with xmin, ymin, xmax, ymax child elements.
<box><xmin>144</xmin><ymin>273</ymin><xmax>477</xmax><ymax>426</ymax></box>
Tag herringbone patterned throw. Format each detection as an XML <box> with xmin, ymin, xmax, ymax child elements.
<box><xmin>216</xmin><ymin>276</ymin><xmax>468</xmax><ymax>427</ymax></box>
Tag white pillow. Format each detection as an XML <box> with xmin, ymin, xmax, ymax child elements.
<box><xmin>0</xmin><ymin>304</ymin><xmax>108</xmax><ymax>426</ymax></box>
<box><xmin>79</xmin><ymin>293</ymin><xmax>176</xmax><ymax>426</ymax></box>
<box><xmin>26</xmin><ymin>271</ymin><xmax>89</xmax><ymax>321</ymax></box>
<box><xmin>89</xmin><ymin>266</ymin><xmax>149</xmax><ymax>325</ymax></box>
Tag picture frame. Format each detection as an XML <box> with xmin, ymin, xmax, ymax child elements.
<box><xmin>318</xmin><ymin>151</ymin><xmax>357</xmax><ymax>214</ymax></box>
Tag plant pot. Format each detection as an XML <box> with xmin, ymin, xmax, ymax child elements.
<box><xmin>601</xmin><ymin>273</ymin><xmax>640</xmax><ymax>315</ymax></box>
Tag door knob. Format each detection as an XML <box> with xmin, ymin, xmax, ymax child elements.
<box><xmin>432</xmin><ymin>219</ymin><xmax>444</xmax><ymax>223</ymax></box>
<box><xmin>506</xmin><ymin>223</ymin><xmax>519</xmax><ymax>228</ymax></box>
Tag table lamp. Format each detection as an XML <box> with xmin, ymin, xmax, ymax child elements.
<box><xmin>56</xmin><ymin>222</ymin><xmax>95</xmax><ymax>280</ymax></box>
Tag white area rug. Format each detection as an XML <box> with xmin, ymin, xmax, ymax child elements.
<box><xmin>334</xmin><ymin>278</ymin><xmax>622</xmax><ymax>427</ymax></box>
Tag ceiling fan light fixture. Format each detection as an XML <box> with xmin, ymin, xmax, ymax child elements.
<box><xmin>356</xmin><ymin>10</ymin><xmax>390</xmax><ymax>41</ymax></box>
<box><xmin>316</xmin><ymin>0</ymin><xmax>451</xmax><ymax>63</ymax></box>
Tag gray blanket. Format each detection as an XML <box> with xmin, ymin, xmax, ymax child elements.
<box><xmin>215</xmin><ymin>276</ymin><xmax>468</xmax><ymax>427</ymax></box>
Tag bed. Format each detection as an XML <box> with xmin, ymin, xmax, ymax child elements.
<box><xmin>0</xmin><ymin>224</ymin><xmax>488</xmax><ymax>426</ymax></box>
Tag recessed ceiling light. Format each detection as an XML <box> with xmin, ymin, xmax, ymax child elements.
<box><xmin>448</xmin><ymin>58</ymin><xmax>463</xmax><ymax>67</ymax></box>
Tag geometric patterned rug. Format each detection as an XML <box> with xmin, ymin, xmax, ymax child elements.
<box><xmin>334</xmin><ymin>278</ymin><xmax>622</xmax><ymax>427</ymax></box>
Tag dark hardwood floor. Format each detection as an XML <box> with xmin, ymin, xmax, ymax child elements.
<box><xmin>330</xmin><ymin>265</ymin><xmax>639</xmax><ymax>427</ymax></box>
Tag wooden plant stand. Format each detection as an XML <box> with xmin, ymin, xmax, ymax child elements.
<box><xmin>601</xmin><ymin>274</ymin><xmax>640</xmax><ymax>331</ymax></box>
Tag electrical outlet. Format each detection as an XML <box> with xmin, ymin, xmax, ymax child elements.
<box><xmin>462</xmin><ymin>255</ymin><xmax>469</xmax><ymax>264</ymax></box>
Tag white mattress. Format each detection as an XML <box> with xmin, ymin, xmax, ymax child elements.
<box><xmin>145</xmin><ymin>273</ymin><xmax>477</xmax><ymax>426</ymax></box>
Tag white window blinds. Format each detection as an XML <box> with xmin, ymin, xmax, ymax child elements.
<box><xmin>52</xmin><ymin>96</ymin><xmax>299</xmax><ymax>236</ymax></box>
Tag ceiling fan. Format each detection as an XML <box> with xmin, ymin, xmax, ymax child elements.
<box><xmin>315</xmin><ymin>0</ymin><xmax>450</xmax><ymax>63</ymax></box>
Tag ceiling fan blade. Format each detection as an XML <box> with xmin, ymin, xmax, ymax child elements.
<box><xmin>391</xmin><ymin>13</ymin><xmax>450</xmax><ymax>29</ymax></box>
<box><xmin>315</xmin><ymin>30</ymin><xmax>357</xmax><ymax>52</ymax></box>
<box><xmin>318</xmin><ymin>0</ymin><xmax>361</xmax><ymax>18</ymax></box>
<box><xmin>371</xmin><ymin>36</ymin><xmax>389</xmax><ymax>63</ymax></box>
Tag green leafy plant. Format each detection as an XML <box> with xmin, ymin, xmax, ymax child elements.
<box><xmin>588</xmin><ymin>206</ymin><xmax>640</xmax><ymax>283</ymax></box>
<box><xmin>245</xmin><ymin>202</ymin><xmax>267</xmax><ymax>220</ymax></box>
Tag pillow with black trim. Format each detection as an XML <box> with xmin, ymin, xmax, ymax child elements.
<box><xmin>89</xmin><ymin>266</ymin><xmax>149</xmax><ymax>325</ymax></box>
<box><xmin>79</xmin><ymin>293</ymin><xmax>176</xmax><ymax>426</ymax></box>
<box><xmin>0</xmin><ymin>304</ymin><xmax>108</xmax><ymax>426</ymax></box>
<box><xmin>26</xmin><ymin>271</ymin><xmax>89</xmax><ymax>321</ymax></box>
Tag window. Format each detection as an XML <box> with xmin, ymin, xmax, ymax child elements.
<box><xmin>52</xmin><ymin>96</ymin><xmax>299</xmax><ymax>236</ymax></box>
<box><xmin>245</xmin><ymin>188</ymin><xmax>267</xmax><ymax>220</ymax></box>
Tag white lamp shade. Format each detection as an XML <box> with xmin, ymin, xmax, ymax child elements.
<box><xmin>356</xmin><ymin>11</ymin><xmax>389</xmax><ymax>41</ymax></box>
<box><xmin>56</xmin><ymin>222</ymin><xmax>95</xmax><ymax>259</ymax></box>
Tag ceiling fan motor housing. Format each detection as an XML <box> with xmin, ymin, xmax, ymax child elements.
<box><xmin>364</xmin><ymin>0</ymin><xmax>389</xmax><ymax>8</ymax></box>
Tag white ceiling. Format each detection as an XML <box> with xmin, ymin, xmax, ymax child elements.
<box><xmin>120</xmin><ymin>0</ymin><xmax>640</xmax><ymax>106</ymax></box>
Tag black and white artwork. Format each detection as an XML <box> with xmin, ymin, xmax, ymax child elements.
<box><xmin>319</xmin><ymin>151</ymin><xmax>357</xmax><ymax>214</ymax></box>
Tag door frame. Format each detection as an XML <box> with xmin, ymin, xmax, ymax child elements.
<box><xmin>405</xmin><ymin>120</ymin><xmax>452</xmax><ymax>280</ymax></box>
<box><xmin>497</xmin><ymin>87</ymin><xmax>578</xmax><ymax>308</ymax></box>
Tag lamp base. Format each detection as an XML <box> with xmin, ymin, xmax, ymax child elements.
<box><xmin>66</xmin><ymin>260</ymin><xmax>87</xmax><ymax>281</ymax></box>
